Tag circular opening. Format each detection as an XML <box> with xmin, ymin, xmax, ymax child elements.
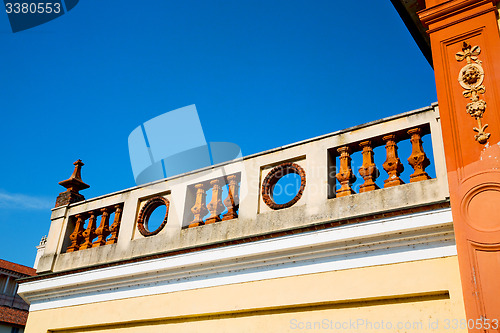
<box><xmin>272</xmin><ymin>173</ymin><xmax>302</xmax><ymax>205</ymax></box>
<box><xmin>261</xmin><ymin>162</ymin><xmax>306</xmax><ymax>210</ymax></box>
<box><xmin>137</xmin><ymin>196</ymin><xmax>170</xmax><ymax>237</ymax></box>
<box><xmin>146</xmin><ymin>204</ymin><xmax>167</xmax><ymax>232</ymax></box>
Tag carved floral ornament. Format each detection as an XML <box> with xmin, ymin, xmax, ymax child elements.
<box><xmin>455</xmin><ymin>42</ymin><xmax>490</xmax><ymax>144</ymax></box>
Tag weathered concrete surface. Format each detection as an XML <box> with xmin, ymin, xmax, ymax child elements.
<box><xmin>37</xmin><ymin>105</ymin><xmax>449</xmax><ymax>274</ymax></box>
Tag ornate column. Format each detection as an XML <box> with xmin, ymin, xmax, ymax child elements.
<box><xmin>205</xmin><ymin>179</ymin><xmax>224</xmax><ymax>225</ymax></box>
<box><xmin>419</xmin><ymin>0</ymin><xmax>500</xmax><ymax>325</ymax></box>
<box><xmin>335</xmin><ymin>146</ymin><xmax>356</xmax><ymax>197</ymax></box>
<box><xmin>382</xmin><ymin>134</ymin><xmax>404</xmax><ymax>187</ymax></box>
<box><xmin>407</xmin><ymin>128</ymin><xmax>431</xmax><ymax>182</ymax></box>
<box><xmin>222</xmin><ymin>175</ymin><xmax>239</xmax><ymax>221</ymax></box>
<box><xmin>358</xmin><ymin>140</ymin><xmax>379</xmax><ymax>192</ymax></box>
<box><xmin>188</xmin><ymin>183</ymin><xmax>209</xmax><ymax>228</ymax></box>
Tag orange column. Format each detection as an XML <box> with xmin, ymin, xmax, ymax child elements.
<box><xmin>419</xmin><ymin>0</ymin><xmax>500</xmax><ymax>328</ymax></box>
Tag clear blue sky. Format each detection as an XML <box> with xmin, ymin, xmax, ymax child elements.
<box><xmin>0</xmin><ymin>0</ymin><xmax>437</xmax><ymax>267</ymax></box>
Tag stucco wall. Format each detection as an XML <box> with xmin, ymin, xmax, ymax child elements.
<box><xmin>24</xmin><ymin>256</ymin><xmax>465</xmax><ymax>333</ymax></box>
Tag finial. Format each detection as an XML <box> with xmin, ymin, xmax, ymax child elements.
<box><xmin>58</xmin><ymin>159</ymin><xmax>90</xmax><ymax>193</ymax></box>
<box><xmin>55</xmin><ymin>160</ymin><xmax>90</xmax><ymax>207</ymax></box>
<box><xmin>71</xmin><ymin>159</ymin><xmax>84</xmax><ymax>180</ymax></box>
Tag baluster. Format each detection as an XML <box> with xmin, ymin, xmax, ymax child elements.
<box><xmin>336</xmin><ymin>146</ymin><xmax>356</xmax><ymax>197</ymax></box>
<box><xmin>358</xmin><ymin>140</ymin><xmax>379</xmax><ymax>192</ymax></box>
<box><xmin>79</xmin><ymin>211</ymin><xmax>97</xmax><ymax>250</ymax></box>
<box><xmin>222</xmin><ymin>175</ymin><xmax>239</xmax><ymax>221</ymax></box>
<box><xmin>93</xmin><ymin>207</ymin><xmax>110</xmax><ymax>247</ymax></box>
<box><xmin>67</xmin><ymin>214</ymin><xmax>85</xmax><ymax>253</ymax></box>
<box><xmin>382</xmin><ymin>134</ymin><xmax>404</xmax><ymax>187</ymax></box>
<box><xmin>106</xmin><ymin>205</ymin><xmax>122</xmax><ymax>245</ymax></box>
<box><xmin>188</xmin><ymin>183</ymin><xmax>209</xmax><ymax>228</ymax></box>
<box><xmin>407</xmin><ymin>128</ymin><xmax>431</xmax><ymax>182</ymax></box>
<box><xmin>205</xmin><ymin>179</ymin><xmax>225</xmax><ymax>224</ymax></box>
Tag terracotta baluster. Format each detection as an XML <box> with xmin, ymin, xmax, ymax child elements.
<box><xmin>188</xmin><ymin>183</ymin><xmax>209</xmax><ymax>228</ymax></box>
<box><xmin>93</xmin><ymin>207</ymin><xmax>111</xmax><ymax>247</ymax></box>
<box><xmin>358</xmin><ymin>140</ymin><xmax>379</xmax><ymax>193</ymax></box>
<box><xmin>79</xmin><ymin>211</ymin><xmax>97</xmax><ymax>250</ymax></box>
<box><xmin>106</xmin><ymin>205</ymin><xmax>122</xmax><ymax>245</ymax></box>
<box><xmin>335</xmin><ymin>146</ymin><xmax>356</xmax><ymax>197</ymax></box>
<box><xmin>222</xmin><ymin>175</ymin><xmax>239</xmax><ymax>221</ymax></box>
<box><xmin>66</xmin><ymin>214</ymin><xmax>85</xmax><ymax>253</ymax></box>
<box><xmin>382</xmin><ymin>134</ymin><xmax>404</xmax><ymax>187</ymax></box>
<box><xmin>407</xmin><ymin>128</ymin><xmax>431</xmax><ymax>182</ymax></box>
<box><xmin>205</xmin><ymin>179</ymin><xmax>225</xmax><ymax>225</ymax></box>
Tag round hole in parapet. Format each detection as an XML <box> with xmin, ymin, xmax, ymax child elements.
<box><xmin>146</xmin><ymin>204</ymin><xmax>167</xmax><ymax>232</ymax></box>
<box><xmin>137</xmin><ymin>196</ymin><xmax>170</xmax><ymax>237</ymax></box>
<box><xmin>261</xmin><ymin>162</ymin><xmax>306</xmax><ymax>210</ymax></box>
<box><xmin>272</xmin><ymin>173</ymin><xmax>302</xmax><ymax>205</ymax></box>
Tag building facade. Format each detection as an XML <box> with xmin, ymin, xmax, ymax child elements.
<box><xmin>0</xmin><ymin>260</ymin><xmax>35</xmax><ymax>333</ymax></box>
<box><xmin>18</xmin><ymin>106</ymin><xmax>469</xmax><ymax>332</ymax></box>
<box><xmin>17</xmin><ymin>1</ymin><xmax>500</xmax><ymax>331</ymax></box>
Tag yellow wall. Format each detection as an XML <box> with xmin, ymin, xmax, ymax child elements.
<box><xmin>25</xmin><ymin>256</ymin><xmax>466</xmax><ymax>333</ymax></box>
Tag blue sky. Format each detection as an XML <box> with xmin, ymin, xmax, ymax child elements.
<box><xmin>0</xmin><ymin>0</ymin><xmax>436</xmax><ymax>267</ymax></box>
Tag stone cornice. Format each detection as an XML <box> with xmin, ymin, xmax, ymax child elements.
<box><xmin>419</xmin><ymin>0</ymin><xmax>497</xmax><ymax>31</ymax></box>
<box><xmin>18</xmin><ymin>208</ymin><xmax>456</xmax><ymax>311</ymax></box>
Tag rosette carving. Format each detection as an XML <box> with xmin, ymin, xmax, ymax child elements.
<box><xmin>455</xmin><ymin>42</ymin><xmax>490</xmax><ymax>144</ymax></box>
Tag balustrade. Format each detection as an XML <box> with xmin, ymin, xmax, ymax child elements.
<box><xmin>188</xmin><ymin>174</ymin><xmax>241</xmax><ymax>228</ymax></box>
<box><xmin>332</xmin><ymin>125</ymin><xmax>433</xmax><ymax>197</ymax></box>
<box><xmin>52</xmin><ymin>111</ymin><xmax>443</xmax><ymax>270</ymax></box>
<box><xmin>41</xmin><ymin>107</ymin><xmax>445</xmax><ymax>276</ymax></box>
<box><xmin>65</xmin><ymin>204</ymin><xmax>123</xmax><ymax>253</ymax></box>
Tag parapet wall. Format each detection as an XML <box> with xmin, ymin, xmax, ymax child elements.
<box><xmin>36</xmin><ymin>104</ymin><xmax>449</xmax><ymax>274</ymax></box>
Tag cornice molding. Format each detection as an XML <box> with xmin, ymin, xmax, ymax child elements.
<box><xmin>419</xmin><ymin>0</ymin><xmax>497</xmax><ymax>28</ymax></box>
<box><xmin>18</xmin><ymin>208</ymin><xmax>456</xmax><ymax>311</ymax></box>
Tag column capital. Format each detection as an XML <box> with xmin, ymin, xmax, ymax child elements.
<box><xmin>419</xmin><ymin>0</ymin><xmax>498</xmax><ymax>32</ymax></box>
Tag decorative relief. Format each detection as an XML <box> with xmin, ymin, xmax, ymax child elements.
<box><xmin>460</xmin><ymin>178</ymin><xmax>500</xmax><ymax>232</ymax></box>
<box><xmin>456</xmin><ymin>42</ymin><xmax>490</xmax><ymax>144</ymax></box>
<box><xmin>262</xmin><ymin>162</ymin><xmax>306</xmax><ymax>210</ymax></box>
<box><xmin>137</xmin><ymin>196</ymin><xmax>170</xmax><ymax>237</ymax></box>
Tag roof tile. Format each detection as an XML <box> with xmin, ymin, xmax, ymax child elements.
<box><xmin>0</xmin><ymin>260</ymin><xmax>36</xmax><ymax>277</ymax></box>
<box><xmin>0</xmin><ymin>306</ymin><xmax>28</xmax><ymax>326</ymax></box>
